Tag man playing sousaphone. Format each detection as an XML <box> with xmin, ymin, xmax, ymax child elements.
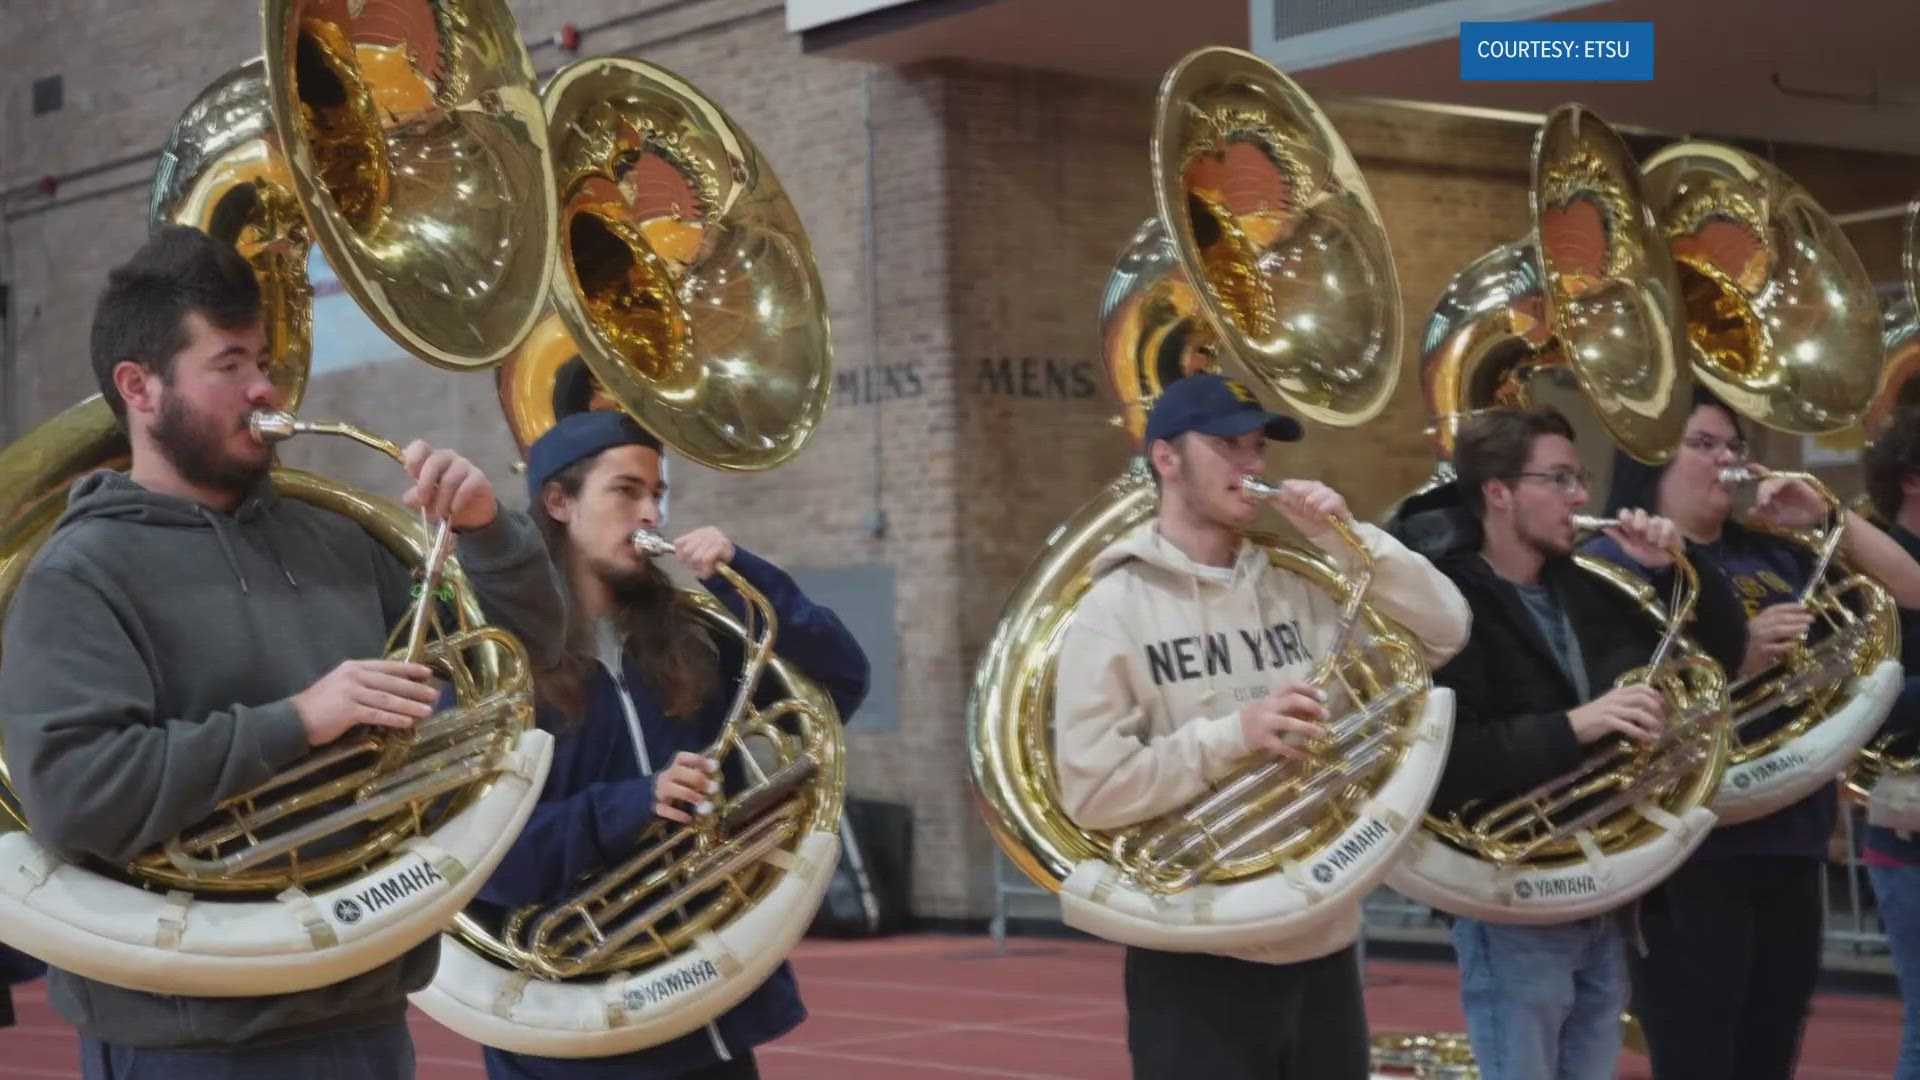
<box><xmin>1390</xmin><ymin>406</ymin><xmax>1748</xmax><ymax>1080</ymax></box>
<box><xmin>469</xmin><ymin>368</ymin><xmax>869</xmax><ymax>1080</ymax></box>
<box><xmin>0</xmin><ymin>225</ymin><xmax>567</xmax><ymax>1076</ymax></box>
<box><xmin>1052</xmin><ymin>373</ymin><xmax>1471</xmax><ymax>1079</ymax></box>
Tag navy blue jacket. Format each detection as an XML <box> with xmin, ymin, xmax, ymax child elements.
<box><xmin>475</xmin><ymin>547</ymin><xmax>870</xmax><ymax>1079</ymax></box>
<box><xmin>1587</xmin><ymin>526</ymin><xmax>1845</xmax><ymax>860</ymax></box>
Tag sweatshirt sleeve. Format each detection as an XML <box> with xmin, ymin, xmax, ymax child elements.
<box><xmin>474</xmin><ymin>774</ymin><xmax>658</xmax><ymax>908</ymax></box>
<box><xmin>0</xmin><ymin>563</ymin><xmax>311</xmax><ymax>866</ymax></box>
<box><xmin>1321</xmin><ymin>522</ymin><xmax>1473</xmax><ymax>667</ymax></box>
<box><xmin>372</xmin><ymin>510</ymin><xmax>569</xmax><ymax>673</ymax></box>
<box><xmin>1051</xmin><ymin>597</ymin><xmax>1250</xmax><ymax>831</ymax></box>
<box><xmin>699</xmin><ymin>546</ymin><xmax>871</xmax><ymax>722</ymax></box>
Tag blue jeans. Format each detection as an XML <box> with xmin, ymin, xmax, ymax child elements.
<box><xmin>1452</xmin><ymin>915</ymin><xmax>1627</xmax><ymax>1080</ymax></box>
<box><xmin>1874</xmin><ymin>863</ymin><xmax>1920</xmax><ymax>1080</ymax></box>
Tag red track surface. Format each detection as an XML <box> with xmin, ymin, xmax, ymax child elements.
<box><xmin>0</xmin><ymin>935</ymin><xmax>1899</xmax><ymax>1078</ymax></box>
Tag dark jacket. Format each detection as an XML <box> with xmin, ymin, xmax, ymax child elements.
<box><xmin>0</xmin><ymin>944</ymin><xmax>45</xmax><ymax>1028</ymax></box>
<box><xmin>475</xmin><ymin>545</ymin><xmax>870</xmax><ymax>1080</ymax></box>
<box><xmin>0</xmin><ymin>469</ymin><xmax>565</xmax><ymax>1048</ymax></box>
<box><xmin>1394</xmin><ymin>504</ymin><xmax>1747</xmax><ymax>817</ymax></box>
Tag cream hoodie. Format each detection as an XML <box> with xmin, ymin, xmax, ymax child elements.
<box><xmin>1053</xmin><ymin>517</ymin><xmax>1471</xmax><ymax>963</ymax></box>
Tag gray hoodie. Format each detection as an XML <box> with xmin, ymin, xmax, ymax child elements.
<box><xmin>0</xmin><ymin>468</ymin><xmax>564</xmax><ymax>1048</ymax></box>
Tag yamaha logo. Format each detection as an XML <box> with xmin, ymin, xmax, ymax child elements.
<box><xmin>1513</xmin><ymin>879</ymin><xmax>1534</xmax><ymax>900</ymax></box>
<box><xmin>622</xmin><ymin>957</ymin><xmax>724</xmax><ymax>1011</ymax></box>
<box><xmin>333</xmin><ymin>898</ymin><xmax>363</xmax><ymax>924</ymax></box>
<box><xmin>1311</xmin><ymin>863</ymin><xmax>1334</xmax><ymax>885</ymax></box>
<box><xmin>1733</xmin><ymin>772</ymin><xmax>1752</xmax><ymax>790</ymax></box>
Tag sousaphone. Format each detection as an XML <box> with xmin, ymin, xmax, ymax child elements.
<box><xmin>1385</xmin><ymin>106</ymin><xmax>1734</xmax><ymax>924</ymax></box>
<box><xmin>1641</xmin><ymin>142</ymin><xmax>1903</xmax><ymax>825</ymax></box>
<box><xmin>969</xmin><ymin>47</ymin><xmax>1454</xmax><ymax>957</ymax></box>
<box><xmin>1846</xmin><ymin>198</ymin><xmax>1920</xmax><ymax>832</ymax></box>
<box><xmin>0</xmin><ymin>0</ymin><xmax>558</xmax><ymax>995</ymax></box>
<box><xmin>412</xmin><ymin>56</ymin><xmax>847</xmax><ymax>1058</ymax></box>
<box><xmin>1861</xmin><ymin>201</ymin><xmax>1920</xmax><ymax>444</ymax></box>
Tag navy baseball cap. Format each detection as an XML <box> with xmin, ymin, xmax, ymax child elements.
<box><xmin>1144</xmin><ymin>373</ymin><xmax>1303</xmax><ymax>446</ymax></box>
<box><xmin>526</xmin><ymin>410</ymin><xmax>662</xmax><ymax>503</ymax></box>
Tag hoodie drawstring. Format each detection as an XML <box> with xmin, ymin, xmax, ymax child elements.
<box><xmin>1190</xmin><ymin>574</ymin><xmax>1218</xmax><ymax>708</ymax></box>
<box><xmin>258</xmin><ymin>528</ymin><xmax>300</xmax><ymax>590</ymax></box>
<box><xmin>197</xmin><ymin>507</ymin><xmax>299</xmax><ymax>592</ymax></box>
<box><xmin>199</xmin><ymin>508</ymin><xmax>251</xmax><ymax>595</ymax></box>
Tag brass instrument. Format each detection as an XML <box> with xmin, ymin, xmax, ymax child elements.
<box><xmin>1417</xmin><ymin>104</ymin><xmax>1690</xmax><ymax>473</ymax></box>
<box><xmin>1641</xmin><ymin>142</ymin><xmax>1883</xmax><ymax>434</ymax></box>
<box><xmin>1861</xmin><ymin>201</ymin><xmax>1920</xmax><ymax>443</ymax></box>
<box><xmin>1638</xmin><ymin>143</ymin><xmax>1901</xmax><ymax>823</ymax></box>
<box><xmin>1711</xmin><ymin>465</ymin><xmax>1901</xmax><ymax>821</ymax></box>
<box><xmin>415</xmin><ymin>55</ymin><xmax>846</xmax><ymax>1057</ymax></box>
<box><xmin>1370</xmin><ymin>1031</ymin><xmax>1480</xmax><ymax>1079</ymax></box>
<box><xmin>1101</xmin><ymin>477</ymin><xmax>1432</xmax><ymax>895</ymax></box>
<box><xmin>152</xmin><ymin>1</ymin><xmax>558</xmax><ymax>374</ymax></box>
<box><xmin>970</xmin><ymin>47</ymin><xmax>1446</xmax><ymax>953</ymax></box>
<box><xmin>0</xmin><ymin>401</ymin><xmax>546</xmax><ymax>994</ymax></box>
<box><xmin>0</xmin><ymin>0</ymin><xmax>556</xmax><ymax>996</ymax></box>
<box><xmin>1846</xmin><ymin>200</ymin><xmax>1920</xmax><ymax>826</ymax></box>
<box><xmin>134</xmin><ymin>412</ymin><xmax>538</xmax><ymax>894</ymax></box>
<box><xmin>531</xmin><ymin>57</ymin><xmax>832</xmax><ymax>471</ymax></box>
<box><xmin>478</xmin><ymin>528</ymin><xmax>842</xmax><ymax>981</ymax></box>
<box><xmin>1102</xmin><ymin>50</ymin><xmax>1401</xmax><ymax>442</ymax></box>
<box><xmin>1422</xmin><ymin>516</ymin><xmax>1730</xmax><ymax>868</ymax></box>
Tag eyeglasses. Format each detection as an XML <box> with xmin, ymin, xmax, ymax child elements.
<box><xmin>1511</xmin><ymin>468</ymin><xmax>1592</xmax><ymax>495</ymax></box>
<box><xmin>1681</xmin><ymin>432</ymin><xmax>1748</xmax><ymax>458</ymax></box>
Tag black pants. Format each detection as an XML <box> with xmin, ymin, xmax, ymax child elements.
<box><xmin>678</xmin><ymin>1055</ymin><xmax>759</xmax><ymax>1080</ymax></box>
<box><xmin>1628</xmin><ymin>854</ymin><xmax>1823</xmax><ymax>1080</ymax></box>
<box><xmin>79</xmin><ymin>1023</ymin><xmax>413</xmax><ymax>1080</ymax></box>
<box><xmin>1124</xmin><ymin>943</ymin><xmax>1367</xmax><ymax>1080</ymax></box>
<box><xmin>485</xmin><ymin>1047</ymin><xmax>757</xmax><ymax>1079</ymax></box>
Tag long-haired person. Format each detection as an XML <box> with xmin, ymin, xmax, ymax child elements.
<box><xmin>469</xmin><ymin>397</ymin><xmax>869</xmax><ymax>1080</ymax></box>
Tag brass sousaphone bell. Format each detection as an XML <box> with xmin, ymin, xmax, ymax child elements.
<box><xmin>1845</xmin><ymin>201</ymin><xmax>1920</xmax><ymax>451</ymax></box>
<box><xmin>969</xmin><ymin>47</ymin><xmax>1452</xmax><ymax>955</ymax></box>
<box><xmin>414</xmin><ymin>56</ymin><xmax>849</xmax><ymax>1059</ymax></box>
<box><xmin>1844</xmin><ymin>198</ymin><xmax>1920</xmax><ymax>827</ymax></box>
<box><xmin>1639</xmin><ymin>142</ymin><xmax>1903</xmax><ymax>825</ymax></box>
<box><xmin>0</xmin><ymin>0</ymin><xmax>558</xmax><ymax>996</ymax></box>
<box><xmin>1416</xmin><ymin>104</ymin><xmax>1692</xmax><ymax>472</ymax></box>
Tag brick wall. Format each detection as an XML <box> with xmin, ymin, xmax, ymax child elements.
<box><xmin>3</xmin><ymin>3</ymin><xmax>1917</xmax><ymax>918</ymax></box>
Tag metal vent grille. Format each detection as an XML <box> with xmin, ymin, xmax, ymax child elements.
<box><xmin>1273</xmin><ymin>0</ymin><xmax>1442</xmax><ymax>38</ymax></box>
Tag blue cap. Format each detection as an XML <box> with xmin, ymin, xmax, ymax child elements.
<box><xmin>526</xmin><ymin>410</ymin><xmax>661</xmax><ymax>503</ymax></box>
<box><xmin>1144</xmin><ymin>373</ymin><xmax>1303</xmax><ymax>446</ymax></box>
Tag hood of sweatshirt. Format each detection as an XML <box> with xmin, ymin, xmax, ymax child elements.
<box><xmin>56</xmin><ymin>469</ymin><xmax>298</xmax><ymax>594</ymax></box>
